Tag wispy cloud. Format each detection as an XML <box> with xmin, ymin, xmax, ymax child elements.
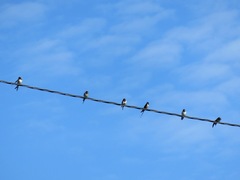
<box><xmin>163</xmin><ymin>10</ymin><xmax>240</xmax><ymax>52</ymax></box>
<box><xmin>176</xmin><ymin>62</ymin><xmax>233</xmax><ymax>85</ymax></box>
<box><xmin>83</xmin><ymin>34</ymin><xmax>141</xmax><ymax>57</ymax></box>
<box><xmin>205</xmin><ymin>39</ymin><xmax>240</xmax><ymax>64</ymax></box>
<box><xmin>216</xmin><ymin>77</ymin><xmax>240</xmax><ymax>95</ymax></box>
<box><xmin>114</xmin><ymin>1</ymin><xmax>164</xmax><ymax>16</ymax></box>
<box><xmin>130</xmin><ymin>41</ymin><xmax>182</xmax><ymax>68</ymax></box>
<box><xmin>58</xmin><ymin>18</ymin><xmax>107</xmax><ymax>38</ymax></box>
<box><xmin>16</xmin><ymin>39</ymin><xmax>81</xmax><ymax>78</ymax></box>
<box><xmin>109</xmin><ymin>1</ymin><xmax>174</xmax><ymax>34</ymax></box>
<box><xmin>0</xmin><ymin>2</ymin><xmax>47</xmax><ymax>28</ymax></box>
<box><xmin>28</xmin><ymin>119</ymin><xmax>65</xmax><ymax>133</ymax></box>
<box><xmin>110</xmin><ymin>11</ymin><xmax>173</xmax><ymax>34</ymax></box>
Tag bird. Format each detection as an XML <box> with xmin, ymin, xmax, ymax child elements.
<box><xmin>121</xmin><ymin>98</ymin><xmax>127</xmax><ymax>110</ymax></box>
<box><xmin>212</xmin><ymin>117</ymin><xmax>221</xmax><ymax>128</ymax></box>
<box><xmin>141</xmin><ymin>102</ymin><xmax>149</xmax><ymax>116</ymax></box>
<box><xmin>15</xmin><ymin>77</ymin><xmax>22</xmax><ymax>91</ymax></box>
<box><xmin>181</xmin><ymin>109</ymin><xmax>186</xmax><ymax>120</ymax></box>
<box><xmin>83</xmin><ymin>91</ymin><xmax>89</xmax><ymax>103</ymax></box>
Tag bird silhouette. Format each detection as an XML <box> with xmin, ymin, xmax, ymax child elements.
<box><xmin>83</xmin><ymin>91</ymin><xmax>89</xmax><ymax>103</ymax></box>
<box><xmin>141</xmin><ymin>102</ymin><xmax>149</xmax><ymax>116</ymax></box>
<box><xmin>212</xmin><ymin>117</ymin><xmax>221</xmax><ymax>128</ymax></box>
<box><xmin>121</xmin><ymin>98</ymin><xmax>127</xmax><ymax>110</ymax></box>
<box><xmin>181</xmin><ymin>109</ymin><xmax>186</xmax><ymax>120</ymax></box>
<box><xmin>15</xmin><ymin>77</ymin><xmax>22</xmax><ymax>91</ymax></box>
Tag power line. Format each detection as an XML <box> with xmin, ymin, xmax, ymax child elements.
<box><xmin>1</xmin><ymin>79</ymin><xmax>240</xmax><ymax>128</ymax></box>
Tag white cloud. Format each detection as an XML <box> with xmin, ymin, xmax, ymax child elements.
<box><xmin>0</xmin><ymin>2</ymin><xmax>47</xmax><ymax>27</ymax></box>
<box><xmin>27</xmin><ymin>39</ymin><xmax>61</xmax><ymax>53</ymax></box>
<box><xmin>164</xmin><ymin>10</ymin><xmax>240</xmax><ymax>49</ymax></box>
<box><xmin>165</xmin><ymin>25</ymin><xmax>213</xmax><ymax>46</ymax></box>
<box><xmin>58</xmin><ymin>18</ymin><xmax>107</xmax><ymax>38</ymax></box>
<box><xmin>83</xmin><ymin>34</ymin><xmax>140</xmax><ymax>56</ymax></box>
<box><xmin>110</xmin><ymin>5</ymin><xmax>174</xmax><ymax>35</ymax></box>
<box><xmin>177</xmin><ymin>62</ymin><xmax>233</xmax><ymax>85</ymax></box>
<box><xmin>205</xmin><ymin>39</ymin><xmax>240</xmax><ymax>64</ymax></box>
<box><xmin>20</xmin><ymin>52</ymin><xmax>80</xmax><ymax>77</ymax></box>
<box><xmin>130</xmin><ymin>41</ymin><xmax>182</xmax><ymax>68</ymax></box>
<box><xmin>157</xmin><ymin>9</ymin><xmax>240</xmax><ymax>88</ymax></box>
<box><xmin>165</xmin><ymin>124</ymin><xmax>215</xmax><ymax>147</ymax></box>
<box><xmin>216</xmin><ymin>77</ymin><xmax>240</xmax><ymax>95</ymax></box>
<box><xmin>28</xmin><ymin>119</ymin><xmax>65</xmax><ymax>133</ymax></box>
<box><xmin>115</xmin><ymin>1</ymin><xmax>163</xmax><ymax>16</ymax></box>
<box><xmin>16</xmin><ymin>39</ymin><xmax>81</xmax><ymax>77</ymax></box>
<box><xmin>110</xmin><ymin>11</ymin><xmax>172</xmax><ymax>34</ymax></box>
<box><xmin>119</xmin><ymin>115</ymin><xmax>217</xmax><ymax>155</ymax></box>
<box><xmin>97</xmin><ymin>1</ymin><xmax>174</xmax><ymax>35</ymax></box>
<box><xmin>112</xmin><ymin>0</ymin><xmax>173</xmax><ymax>17</ymax></box>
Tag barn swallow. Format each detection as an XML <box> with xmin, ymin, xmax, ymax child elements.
<box><xmin>121</xmin><ymin>98</ymin><xmax>127</xmax><ymax>110</ymax></box>
<box><xmin>83</xmin><ymin>91</ymin><xmax>89</xmax><ymax>103</ymax></box>
<box><xmin>212</xmin><ymin>117</ymin><xmax>221</xmax><ymax>128</ymax></box>
<box><xmin>15</xmin><ymin>77</ymin><xmax>22</xmax><ymax>91</ymax></box>
<box><xmin>141</xmin><ymin>102</ymin><xmax>149</xmax><ymax>116</ymax></box>
<box><xmin>181</xmin><ymin>109</ymin><xmax>186</xmax><ymax>120</ymax></box>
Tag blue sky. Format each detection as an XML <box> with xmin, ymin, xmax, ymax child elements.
<box><xmin>0</xmin><ymin>0</ymin><xmax>240</xmax><ymax>179</ymax></box>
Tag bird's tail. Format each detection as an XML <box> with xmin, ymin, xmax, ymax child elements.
<box><xmin>212</xmin><ymin>122</ymin><xmax>216</xmax><ymax>128</ymax></box>
<box><xmin>181</xmin><ymin>116</ymin><xmax>184</xmax><ymax>120</ymax></box>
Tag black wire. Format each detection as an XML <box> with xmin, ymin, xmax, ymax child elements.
<box><xmin>1</xmin><ymin>79</ymin><xmax>240</xmax><ymax>128</ymax></box>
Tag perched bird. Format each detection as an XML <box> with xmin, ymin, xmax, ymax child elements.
<box><xmin>121</xmin><ymin>98</ymin><xmax>127</xmax><ymax>110</ymax></box>
<box><xmin>181</xmin><ymin>109</ymin><xmax>186</xmax><ymax>120</ymax></box>
<box><xmin>83</xmin><ymin>91</ymin><xmax>89</xmax><ymax>103</ymax></box>
<box><xmin>212</xmin><ymin>117</ymin><xmax>221</xmax><ymax>128</ymax></box>
<box><xmin>15</xmin><ymin>77</ymin><xmax>22</xmax><ymax>91</ymax></box>
<box><xmin>141</xmin><ymin>102</ymin><xmax>149</xmax><ymax>115</ymax></box>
